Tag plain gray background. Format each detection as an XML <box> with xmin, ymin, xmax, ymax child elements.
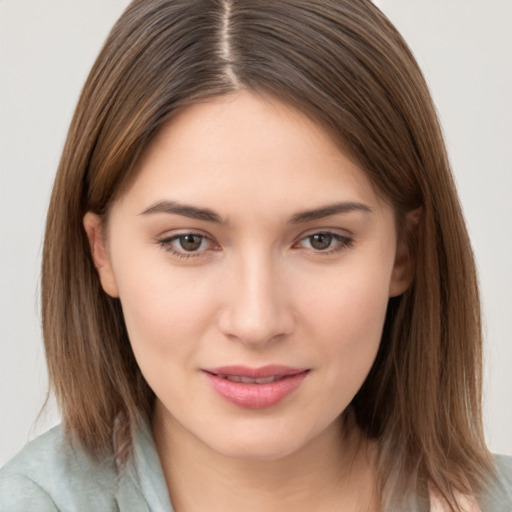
<box><xmin>1</xmin><ymin>0</ymin><xmax>511</xmax><ymax>465</ymax></box>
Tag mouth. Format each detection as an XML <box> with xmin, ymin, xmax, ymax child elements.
<box><xmin>213</xmin><ymin>374</ymin><xmax>287</xmax><ymax>384</ymax></box>
<box><xmin>202</xmin><ymin>365</ymin><xmax>310</xmax><ymax>409</ymax></box>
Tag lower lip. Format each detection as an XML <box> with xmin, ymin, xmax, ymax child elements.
<box><xmin>204</xmin><ymin>371</ymin><xmax>309</xmax><ymax>409</ymax></box>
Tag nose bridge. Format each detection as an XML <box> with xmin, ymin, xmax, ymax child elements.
<box><xmin>219</xmin><ymin>246</ymin><xmax>293</xmax><ymax>346</ymax></box>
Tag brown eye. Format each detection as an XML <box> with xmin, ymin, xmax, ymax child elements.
<box><xmin>159</xmin><ymin>232</ymin><xmax>219</xmax><ymax>259</ymax></box>
<box><xmin>295</xmin><ymin>231</ymin><xmax>353</xmax><ymax>254</ymax></box>
<box><xmin>309</xmin><ymin>233</ymin><xmax>333</xmax><ymax>250</ymax></box>
<box><xmin>178</xmin><ymin>234</ymin><xmax>204</xmax><ymax>251</ymax></box>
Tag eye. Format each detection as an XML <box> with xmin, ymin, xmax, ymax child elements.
<box><xmin>308</xmin><ymin>233</ymin><xmax>334</xmax><ymax>250</ymax></box>
<box><xmin>158</xmin><ymin>232</ymin><xmax>218</xmax><ymax>258</ymax></box>
<box><xmin>176</xmin><ymin>234</ymin><xmax>204</xmax><ymax>251</ymax></box>
<box><xmin>295</xmin><ymin>231</ymin><xmax>353</xmax><ymax>254</ymax></box>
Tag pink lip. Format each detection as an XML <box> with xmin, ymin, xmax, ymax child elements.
<box><xmin>202</xmin><ymin>365</ymin><xmax>309</xmax><ymax>409</ymax></box>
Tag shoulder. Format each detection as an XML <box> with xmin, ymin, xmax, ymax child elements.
<box><xmin>0</xmin><ymin>425</ymin><xmax>118</xmax><ymax>512</ymax></box>
<box><xmin>492</xmin><ymin>454</ymin><xmax>512</xmax><ymax>498</ymax></box>
<box><xmin>494</xmin><ymin>454</ymin><xmax>512</xmax><ymax>480</ymax></box>
<box><xmin>479</xmin><ymin>454</ymin><xmax>512</xmax><ymax>511</ymax></box>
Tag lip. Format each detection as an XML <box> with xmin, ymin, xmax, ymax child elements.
<box><xmin>202</xmin><ymin>365</ymin><xmax>309</xmax><ymax>409</ymax></box>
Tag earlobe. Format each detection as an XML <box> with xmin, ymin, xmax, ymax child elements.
<box><xmin>389</xmin><ymin>208</ymin><xmax>422</xmax><ymax>298</ymax></box>
<box><xmin>83</xmin><ymin>212</ymin><xmax>119</xmax><ymax>298</ymax></box>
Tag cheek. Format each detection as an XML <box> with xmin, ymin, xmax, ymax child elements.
<box><xmin>302</xmin><ymin>250</ymin><xmax>392</xmax><ymax>338</ymax></box>
<box><xmin>300</xmin><ymin>256</ymin><xmax>393</xmax><ymax>392</ymax></box>
<box><xmin>111</xmin><ymin>252</ymin><xmax>217</xmax><ymax>370</ymax></box>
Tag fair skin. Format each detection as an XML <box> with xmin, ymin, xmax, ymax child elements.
<box><xmin>84</xmin><ymin>92</ymin><xmax>413</xmax><ymax>512</ymax></box>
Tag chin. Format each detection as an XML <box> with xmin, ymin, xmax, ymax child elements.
<box><xmin>200</xmin><ymin>419</ymin><xmax>321</xmax><ymax>463</ymax></box>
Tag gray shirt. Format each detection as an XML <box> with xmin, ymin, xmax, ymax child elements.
<box><xmin>1</xmin><ymin>422</ymin><xmax>511</xmax><ymax>511</ymax></box>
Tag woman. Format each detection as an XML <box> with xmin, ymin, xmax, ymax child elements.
<box><xmin>1</xmin><ymin>0</ymin><xmax>510</xmax><ymax>510</ymax></box>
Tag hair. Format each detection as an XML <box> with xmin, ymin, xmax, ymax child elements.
<box><xmin>41</xmin><ymin>0</ymin><xmax>493</xmax><ymax>509</ymax></box>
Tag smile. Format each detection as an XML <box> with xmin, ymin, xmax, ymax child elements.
<box><xmin>202</xmin><ymin>365</ymin><xmax>310</xmax><ymax>409</ymax></box>
<box><xmin>215</xmin><ymin>374</ymin><xmax>284</xmax><ymax>384</ymax></box>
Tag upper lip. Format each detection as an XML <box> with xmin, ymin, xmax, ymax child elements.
<box><xmin>203</xmin><ymin>365</ymin><xmax>309</xmax><ymax>379</ymax></box>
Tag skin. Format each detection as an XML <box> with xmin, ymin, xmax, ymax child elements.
<box><xmin>84</xmin><ymin>91</ymin><xmax>414</xmax><ymax>511</ymax></box>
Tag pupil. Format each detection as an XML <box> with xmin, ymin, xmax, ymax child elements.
<box><xmin>311</xmin><ymin>233</ymin><xmax>332</xmax><ymax>250</ymax></box>
<box><xmin>180</xmin><ymin>234</ymin><xmax>202</xmax><ymax>251</ymax></box>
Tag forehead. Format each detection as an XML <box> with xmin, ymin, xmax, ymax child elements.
<box><xmin>116</xmin><ymin>91</ymin><xmax>388</xmax><ymax>220</ymax></box>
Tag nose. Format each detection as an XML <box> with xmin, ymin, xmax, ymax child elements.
<box><xmin>218</xmin><ymin>250</ymin><xmax>294</xmax><ymax>347</ymax></box>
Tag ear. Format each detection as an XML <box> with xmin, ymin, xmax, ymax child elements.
<box><xmin>83</xmin><ymin>212</ymin><xmax>119</xmax><ymax>298</ymax></box>
<box><xmin>389</xmin><ymin>208</ymin><xmax>422</xmax><ymax>298</ymax></box>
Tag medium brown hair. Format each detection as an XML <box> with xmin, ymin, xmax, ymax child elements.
<box><xmin>42</xmin><ymin>0</ymin><xmax>493</xmax><ymax>509</ymax></box>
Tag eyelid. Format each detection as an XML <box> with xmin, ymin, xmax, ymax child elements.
<box><xmin>292</xmin><ymin>228</ymin><xmax>354</xmax><ymax>254</ymax></box>
<box><xmin>293</xmin><ymin>226</ymin><xmax>353</xmax><ymax>242</ymax></box>
<box><xmin>157</xmin><ymin>229</ymin><xmax>220</xmax><ymax>259</ymax></box>
<box><xmin>155</xmin><ymin>226</ymin><xmax>211</xmax><ymax>239</ymax></box>
<box><xmin>156</xmin><ymin>227</ymin><xmax>354</xmax><ymax>260</ymax></box>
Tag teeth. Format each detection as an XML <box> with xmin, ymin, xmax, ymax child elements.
<box><xmin>217</xmin><ymin>374</ymin><xmax>280</xmax><ymax>384</ymax></box>
<box><xmin>255</xmin><ymin>376</ymin><xmax>278</xmax><ymax>384</ymax></box>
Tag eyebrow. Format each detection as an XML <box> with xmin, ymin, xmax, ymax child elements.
<box><xmin>139</xmin><ymin>200</ymin><xmax>372</xmax><ymax>224</ymax></box>
<box><xmin>140</xmin><ymin>200</ymin><xmax>224</xmax><ymax>223</ymax></box>
<box><xmin>288</xmin><ymin>201</ymin><xmax>372</xmax><ymax>224</ymax></box>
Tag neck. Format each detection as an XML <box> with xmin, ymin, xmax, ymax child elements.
<box><xmin>152</xmin><ymin>406</ymin><xmax>379</xmax><ymax>512</ymax></box>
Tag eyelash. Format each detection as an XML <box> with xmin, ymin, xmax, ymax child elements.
<box><xmin>293</xmin><ymin>232</ymin><xmax>354</xmax><ymax>255</ymax></box>
<box><xmin>158</xmin><ymin>231</ymin><xmax>353</xmax><ymax>260</ymax></box>
<box><xmin>158</xmin><ymin>232</ymin><xmax>218</xmax><ymax>259</ymax></box>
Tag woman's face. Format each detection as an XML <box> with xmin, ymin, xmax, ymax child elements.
<box><xmin>85</xmin><ymin>92</ymin><xmax>411</xmax><ymax>461</ymax></box>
